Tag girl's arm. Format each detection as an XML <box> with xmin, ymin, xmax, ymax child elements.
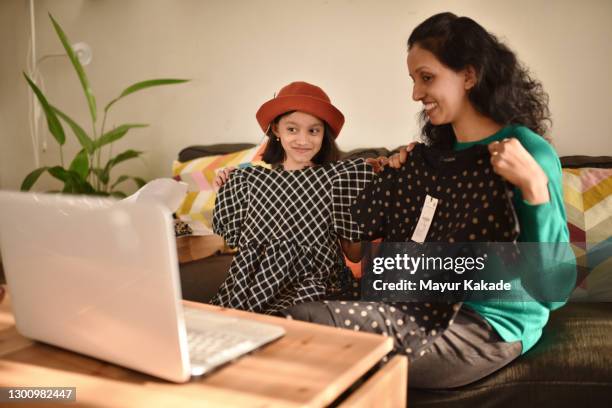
<box><xmin>340</xmin><ymin>239</ymin><xmax>362</xmax><ymax>263</ymax></box>
<box><xmin>212</xmin><ymin>170</ymin><xmax>248</xmax><ymax>248</ymax></box>
<box><xmin>381</xmin><ymin>142</ymin><xmax>418</xmax><ymax>169</ymax></box>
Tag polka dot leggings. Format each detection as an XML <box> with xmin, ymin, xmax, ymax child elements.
<box><xmin>281</xmin><ymin>300</ymin><xmax>461</xmax><ymax>359</ymax></box>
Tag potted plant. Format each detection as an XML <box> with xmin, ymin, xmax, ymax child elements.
<box><xmin>22</xmin><ymin>13</ymin><xmax>189</xmax><ymax>197</ymax></box>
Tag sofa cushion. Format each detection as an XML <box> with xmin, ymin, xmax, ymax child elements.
<box><xmin>172</xmin><ymin>143</ymin><xmax>269</xmax><ymax>235</ymax></box>
<box><xmin>563</xmin><ymin>165</ymin><xmax>612</xmax><ymax>301</ymax></box>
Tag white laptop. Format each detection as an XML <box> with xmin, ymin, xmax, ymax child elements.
<box><xmin>0</xmin><ymin>191</ymin><xmax>285</xmax><ymax>383</ymax></box>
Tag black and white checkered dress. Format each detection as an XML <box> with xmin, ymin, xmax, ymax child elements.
<box><xmin>210</xmin><ymin>159</ymin><xmax>375</xmax><ymax>314</ymax></box>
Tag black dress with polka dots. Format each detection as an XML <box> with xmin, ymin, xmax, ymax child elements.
<box><xmin>354</xmin><ymin>143</ymin><xmax>520</xmax><ymax>243</ymax></box>
<box><xmin>283</xmin><ymin>144</ymin><xmax>520</xmax><ymax>360</ymax></box>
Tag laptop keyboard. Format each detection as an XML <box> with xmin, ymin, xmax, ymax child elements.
<box><xmin>186</xmin><ymin>329</ymin><xmax>254</xmax><ymax>367</ymax></box>
<box><xmin>182</xmin><ymin>307</ymin><xmax>285</xmax><ymax>371</ymax></box>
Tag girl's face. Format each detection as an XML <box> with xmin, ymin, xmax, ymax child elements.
<box><xmin>407</xmin><ymin>44</ymin><xmax>474</xmax><ymax>126</ymax></box>
<box><xmin>272</xmin><ymin>111</ymin><xmax>325</xmax><ymax>170</ymax></box>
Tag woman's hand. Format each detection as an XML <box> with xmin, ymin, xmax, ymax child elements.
<box><xmin>213</xmin><ymin>167</ymin><xmax>236</xmax><ymax>191</ymax></box>
<box><xmin>488</xmin><ymin>138</ymin><xmax>550</xmax><ymax>205</ymax></box>
<box><xmin>387</xmin><ymin>142</ymin><xmax>418</xmax><ymax>168</ymax></box>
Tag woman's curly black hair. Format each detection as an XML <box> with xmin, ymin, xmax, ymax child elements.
<box><xmin>408</xmin><ymin>12</ymin><xmax>552</xmax><ymax>148</ymax></box>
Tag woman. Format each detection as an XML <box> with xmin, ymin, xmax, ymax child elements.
<box><xmin>283</xmin><ymin>12</ymin><xmax>572</xmax><ymax>388</ymax></box>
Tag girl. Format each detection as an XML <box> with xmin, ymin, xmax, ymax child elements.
<box><xmin>210</xmin><ymin>81</ymin><xmax>374</xmax><ymax>314</ymax></box>
<box><xmin>283</xmin><ymin>12</ymin><xmax>572</xmax><ymax>389</ymax></box>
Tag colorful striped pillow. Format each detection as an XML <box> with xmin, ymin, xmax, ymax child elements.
<box><xmin>564</xmin><ymin>167</ymin><xmax>612</xmax><ymax>300</ymax></box>
<box><xmin>172</xmin><ymin>143</ymin><xmax>269</xmax><ymax>235</ymax></box>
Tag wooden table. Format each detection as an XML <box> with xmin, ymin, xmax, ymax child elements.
<box><xmin>0</xmin><ymin>290</ymin><xmax>407</xmax><ymax>407</ymax></box>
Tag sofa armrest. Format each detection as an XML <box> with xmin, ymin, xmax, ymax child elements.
<box><xmin>177</xmin><ymin>143</ymin><xmax>257</xmax><ymax>162</ymax></box>
<box><xmin>179</xmin><ymin>254</ymin><xmax>233</xmax><ymax>303</ymax></box>
<box><xmin>560</xmin><ymin>155</ymin><xmax>612</xmax><ymax>168</ymax></box>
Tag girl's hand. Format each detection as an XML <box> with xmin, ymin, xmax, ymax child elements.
<box><xmin>387</xmin><ymin>142</ymin><xmax>418</xmax><ymax>168</ymax></box>
<box><xmin>213</xmin><ymin>167</ymin><xmax>236</xmax><ymax>191</ymax></box>
<box><xmin>365</xmin><ymin>156</ymin><xmax>389</xmax><ymax>173</ymax></box>
<box><xmin>488</xmin><ymin>138</ymin><xmax>550</xmax><ymax>204</ymax></box>
<box><xmin>365</xmin><ymin>142</ymin><xmax>418</xmax><ymax>172</ymax></box>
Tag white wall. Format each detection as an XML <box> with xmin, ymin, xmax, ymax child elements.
<box><xmin>0</xmin><ymin>0</ymin><xmax>33</xmax><ymax>191</ymax></box>
<box><xmin>1</xmin><ymin>0</ymin><xmax>611</xmax><ymax>192</ymax></box>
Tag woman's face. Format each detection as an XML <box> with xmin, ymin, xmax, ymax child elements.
<box><xmin>272</xmin><ymin>111</ymin><xmax>325</xmax><ymax>170</ymax></box>
<box><xmin>407</xmin><ymin>44</ymin><xmax>473</xmax><ymax>126</ymax></box>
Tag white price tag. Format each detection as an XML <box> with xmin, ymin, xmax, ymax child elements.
<box><xmin>411</xmin><ymin>195</ymin><xmax>439</xmax><ymax>243</ymax></box>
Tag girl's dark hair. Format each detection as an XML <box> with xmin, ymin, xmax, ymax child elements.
<box><xmin>408</xmin><ymin>12</ymin><xmax>551</xmax><ymax>148</ymax></box>
<box><xmin>261</xmin><ymin>111</ymin><xmax>340</xmax><ymax>166</ymax></box>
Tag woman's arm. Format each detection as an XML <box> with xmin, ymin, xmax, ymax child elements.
<box><xmin>489</xmin><ymin>134</ymin><xmax>574</xmax><ymax>307</ymax></box>
<box><xmin>213</xmin><ymin>167</ymin><xmax>236</xmax><ymax>191</ymax></box>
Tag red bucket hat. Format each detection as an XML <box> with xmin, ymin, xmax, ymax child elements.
<box><xmin>256</xmin><ymin>81</ymin><xmax>345</xmax><ymax>138</ymax></box>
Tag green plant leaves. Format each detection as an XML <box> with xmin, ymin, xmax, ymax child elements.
<box><xmin>70</xmin><ymin>176</ymin><xmax>97</xmax><ymax>194</ymax></box>
<box><xmin>20</xmin><ymin>164</ymin><xmax>96</xmax><ymax>194</ymax></box>
<box><xmin>94</xmin><ymin>124</ymin><xmax>148</xmax><ymax>150</ymax></box>
<box><xmin>47</xmin><ymin>166</ymin><xmax>70</xmax><ymax>182</ymax></box>
<box><xmin>23</xmin><ymin>73</ymin><xmax>66</xmax><ymax>146</ymax></box>
<box><xmin>104</xmin><ymin>79</ymin><xmax>189</xmax><ymax>112</ymax></box>
<box><xmin>133</xmin><ymin>177</ymin><xmax>147</xmax><ymax>188</ymax></box>
<box><xmin>111</xmin><ymin>175</ymin><xmax>130</xmax><ymax>189</ymax></box>
<box><xmin>49</xmin><ymin>13</ymin><xmax>97</xmax><ymax>124</ymax></box>
<box><xmin>69</xmin><ymin>149</ymin><xmax>89</xmax><ymax>179</ymax></box>
<box><xmin>95</xmin><ymin>149</ymin><xmax>143</xmax><ymax>186</ymax></box>
<box><xmin>19</xmin><ymin>16</ymin><xmax>190</xmax><ymax>196</ymax></box>
<box><xmin>107</xmin><ymin>149</ymin><xmax>143</xmax><ymax>168</ymax></box>
<box><xmin>111</xmin><ymin>175</ymin><xmax>147</xmax><ymax>190</ymax></box>
<box><xmin>20</xmin><ymin>167</ymin><xmax>49</xmax><ymax>191</ymax></box>
<box><xmin>92</xmin><ymin>168</ymin><xmax>107</xmax><ymax>184</ymax></box>
<box><xmin>53</xmin><ymin>107</ymin><xmax>94</xmax><ymax>154</ymax></box>
<box><xmin>46</xmin><ymin>166</ymin><xmax>95</xmax><ymax>194</ymax></box>
<box><xmin>109</xmin><ymin>175</ymin><xmax>146</xmax><ymax>198</ymax></box>
<box><xmin>62</xmin><ymin>175</ymin><xmax>96</xmax><ymax>194</ymax></box>
<box><xmin>110</xmin><ymin>191</ymin><xmax>128</xmax><ymax>198</ymax></box>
